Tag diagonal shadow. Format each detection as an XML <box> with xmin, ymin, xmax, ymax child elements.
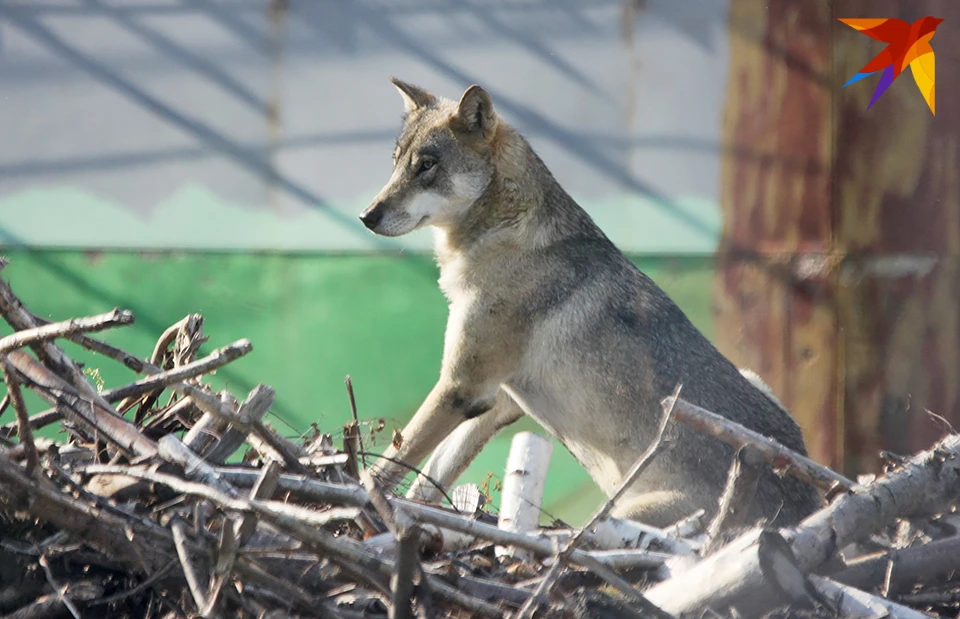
<box><xmin>2</xmin><ymin>11</ymin><xmax>434</xmax><ymax>262</ymax></box>
<box><xmin>184</xmin><ymin>0</ymin><xmax>274</xmax><ymax>56</ymax></box>
<box><xmin>300</xmin><ymin>2</ymin><xmax>717</xmax><ymax>241</ymax></box>
<box><xmin>83</xmin><ymin>0</ymin><xmax>269</xmax><ymax>115</ymax></box>
<box><xmin>0</xmin><ymin>129</ymin><xmax>398</xmax><ymax>178</ymax></box>
<box><xmin>458</xmin><ymin>0</ymin><xmax>609</xmax><ymax>96</ymax></box>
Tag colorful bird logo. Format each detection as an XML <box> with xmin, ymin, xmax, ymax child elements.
<box><xmin>839</xmin><ymin>16</ymin><xmax>943</xmax><ymax>115</ymax></box>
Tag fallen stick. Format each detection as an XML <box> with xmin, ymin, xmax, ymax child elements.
<box><xmin>791</xmin><ymin>434</ymin><xmax>960</xmax><ymax>572</ymax></box>
<box><xmin>898</xmin><ymin>590</ymin><xmax>960</xmax><ymax>605</ymax></box>
<box><xmin>171</xmin><ymin>518</ymin><xmax>211</xmax><ymax>613</ymax></box>
<box><xmin>214</xmin><ymin>467</ymin><xmax>369</xmax><ymax>506</ymax></box>
<box><xmin>187</xmin><ymin>384</ymin><xmax>274</xmax><ymax>463</ymax></box>
<box><xmin>7</xmin><ymin>349</ymin><xmax>158</xmax><ymax>458</ymax></box>
<box><xmin>1</xmin><ymin>359</ymin><xmax>39</xmax><ymax>476</ymax></box>
<box><xmin>670</xmin><ymin>396</ymin><xmax>856</xmax><ymax>492</ymax></box>
<box><xmin>540</xmin><ymin>516</ymin><xmax>697</xmax><ymax>556</ymax></box>
<box><xmin>645</xmin><ymin>434</ymin><xmax>960</xmax><ymax>617</ymax></box>
<box><xmin>832</xmin><ymin>534</ymin><xmax>960</xmax><ymax>594</ymax></box>
<box><xmin>809</xmin><ymin>575</ymin><xmax>932</xmax><ymax>619</ymax></box>
<box><xmin>644</xmin><ymin>529</ymin><xmax>811</xmax><ymax>617</ymax></box>
<box><xmin>172</xmin><ymin>381</ymin><xmax>307</xmax><ymax>473</ymax></box>
<box><xmin>0</xmin><ymin>308</ymin><xmax>134</xmax><ymax>356</ymax></box>
<box><xmin>701</xmin><ymin>445</ymin><xmax>764</xmax><ymax>555</ymax></box>
<box><xmin>393</xmin><ymin>496</ymin><xmax>673</xmax><ymax>571</ymax></box>
<box><xmin>4</xmin><ymin>339</ymin><xmax>254</xmax><ymax>438</ymax></box>
<box><xmin>0</xmin><ymin>274</ymin><xmax>114</xmax><ymax>410</ymax></box>
<box><xmin>28</xmin><ymin>310</ymin><xmax>151</xmax><ymax>373</ymax></box>
<box><xmin>390</xmin><ymin>525</ymin><xmax>420</xmax><ymax>619</ymax></box>
<box><xmin>1</xmin><ymin>579</ymin><xmax>103</xmax><ymax>619</ymax></box>
<box><xmin>102</xmin><ymin>339</ymin><xmax>252</xmax><ymax>403</ymax></box>
<box><xmin>153</xmin><ymin>437</ymin><xmax>356</xmax><ymax>528</ymax></box>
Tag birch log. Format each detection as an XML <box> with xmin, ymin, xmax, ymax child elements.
<box><xmin>496</xmin><ymin>432</ymin><xmax>554</xmax><ymax>561</ymax></box>
<box><xmin>809</xmin><ymin>576</ymin><xmax>932</xmax><ymax>619</ymax></box>
<box><xmin>644</xmin><ymin>529</ymin><xmax>811</xmax><ymax>617</ymax></box>
<box><xmin>644</xmin><ymin>434</ymin><xmax>960</xmax><ymax>617</ymax></box>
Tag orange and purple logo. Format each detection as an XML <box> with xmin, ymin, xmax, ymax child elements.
<box><xmin>839</xmin><ymin>17</ymin><xmax>942</xmax><ymax>115</ymax></box>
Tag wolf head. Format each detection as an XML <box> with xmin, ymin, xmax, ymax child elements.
<box><xmin>360</xmin><ymin>79</ymin><xmax>500</xmax><ymax>237</ymax></box>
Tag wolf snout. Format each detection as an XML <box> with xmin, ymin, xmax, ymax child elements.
<box><xmin>359</xmin><ymin>203</ymin><xmax>385</xmax><ymax>231</ymax></box>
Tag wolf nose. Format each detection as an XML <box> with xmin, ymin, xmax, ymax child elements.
<box><xmin>360</xmin><ymin>205</ymin><xmax>384</xmax><ymax>230</ymax></box>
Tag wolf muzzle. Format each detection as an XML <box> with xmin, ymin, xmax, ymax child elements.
<box><xmin>359</xmin><ymin>203</ymin><xmax>385</xmax><ymax>231</ymax></box>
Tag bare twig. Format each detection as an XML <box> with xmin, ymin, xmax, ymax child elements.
<box><xmin>0</xmin><ymin>309</ymin><xmax>134</xmax><ymax>356</ymax></box>
<box><xmin>103</xmin><ymin>339</ymin><xmax>252</xmax><ymax>403</ymax></box>
<box><xmin>1</xmin><ymin>409</ymin><xmax>62</xmax><ymax>439</ymax></box>
<box><xmin>390</xmin><ymin>526</ymin><xmax>420</xmax><ymax>619</ymax></box>
<box><xmin>3</xmin><ymin>578</ymin><xmax>102</xmax><ymax>619</ymax></box>
<box><xmin>1</xmin><ymin>360</ymin><xmax>39</xmax><ymax>476</ymax></box>
<box><xmin>670</xmin><ymin>396</ymin><xmax>856</xmax><ymax>492</ymax></box>
<box><xmin>29</xmin><ymin>311</ymin><xmax>151</xmax><ymax>373</ymax></box>
<box><xmin>7</xmin><ymin>349</ymin><xmax>158</xmax><ymax>458</ymax></box>
<box><xmin>345</xmin><ymin>375</ymin><xmax>366</xmax><ymax>470</ymax></box>
<box><xmin>898</xmin><ymin>590</ymin><xmax>960</xmax><ymax>605</ymax></box>
<box><xmin>702</xmin><ymin>445</ymin><xmax>764</xmax><ymax>555</ymax></box>
<box><xmin>0</xmin><ymin>274</ymin><xmax>113</xmax><ymax>408</ymax></box>
<box><xmin>171</xmin><ymin>518</ymin><xmax>211</xmax><ymax>613</ymax></box>
<box><xmin>37</xmin><ymin>554</ymin><xmax>82</xmax><ymax>619</ymax></box>
<box><xmin>190</xmin><ymin>384</ymin><xmax>275</xmax><ymax>464</ymax></box>
<box><xmin>394</xmin><ymin>493</ymin><xmax>671</xmax><ymax>570</ymax></box>
<box><xmin>810</xmin><ymin>575</ymin><xmax>931</xmax><ymax>619</ymax></box>
<box><xmin>172</xmin><ymin>382</ymin><xmax>307</xmax><ymax>473</ymax></box>
<box><xmin>343</xmin><ymin>422</ymin><xmax>360</xmax><ymax>478</ymax></box>
<box><xmin>833</xmin><ymin>534</ymin><xmax>960</xmax><ymax>594</ymax></box>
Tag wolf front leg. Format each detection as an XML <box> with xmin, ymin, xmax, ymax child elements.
<box><xmin>406</xmin><ymin>390</ymin><xmax>525</xmax><ymax>503</ymax></box>
<box><xmin>363</xmin><ymin>300</ymin><xmax>524</xmax><ymax>494</ymax></box>
<box><xmin>363</xmin><ymin>380</ymin><xmax>503</xmax><ymax>493</ymax></box>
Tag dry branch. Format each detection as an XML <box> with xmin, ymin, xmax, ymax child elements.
<box><xmin>670</xmin><ymin>396</ymin><xmax>856</xmax><ymax>492</ymax></box>
<box><xmin>103</xmin><ymin>339</ymin><xmax>252</xmax><ymax>403</ymax></box>
<box><xmin>1</xmin><ymin>360</ymin><xmax>39</xmax><ymax>476</ymax></box>
<box><xmin>0</xmin><ymin>275</ymin><xmax>112</xmax><ymax>406</ymax></box>
<box><xmin>791</xmin><ymin>434</ymin><xmax>960</xmax><ymax>572</ymax></box>
<box><xmin>0</xmin><ymin>308</ymin><xmax>133</xmax><ymax>356</ymax></box>
<box><xmin>702</xmin><ymin>445</ymin><xmax>764</xmax><ymax>555</ymax></box>
<box><xmin>645</xmin><ymin>434</ymin><xmax>960</xmax><ymax>617</ymax></box>
<box><xmin>833</xmin><ymin>534</ymin><xmax>960</xmax><ymax>594</ymax></box>
<box><xmin>3</xmin><ymin>260</ymin><xmax>959</xmax><ymax>618</ymax></box>
<box><xmin>7</xmin><ymin>349</ymin><xmax>158</xmax><ymax>458</ymax></box>
<box><xmin>809</xmin><ymin>575</ymin><xmax>932</xmax><ymax>619</ymax></box>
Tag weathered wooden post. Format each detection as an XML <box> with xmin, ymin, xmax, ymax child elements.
<box><xmin>715</xmin><ymin>0</ymin><xmax>959</xmax><ymax>474</ymax></box>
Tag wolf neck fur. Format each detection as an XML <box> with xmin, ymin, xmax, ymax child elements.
<box><xmin>434</xmin><ymin>123</ymin><xmax>602</xmax><ymax>270</ymax></box>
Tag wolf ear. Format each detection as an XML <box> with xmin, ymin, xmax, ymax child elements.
<box><xmin>390</xmin><ymin>77</ymin><xmax>437</xmax><ymax>114</ymax></box>
<box><xmin>455</xmin><ymin>85</ymin><xmax>498</xmax><ymax>140</ymax></box>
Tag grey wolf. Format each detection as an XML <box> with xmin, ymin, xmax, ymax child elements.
<box><xmin>358</xmin><ymin>78</ymin><xmax>820</xmax><ymax>527</ymax></box>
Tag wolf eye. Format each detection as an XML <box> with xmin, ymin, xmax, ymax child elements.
<box><xmin>417</xmin><ymin>159</ymin><xmax>436</xmax><ymax>174</ymax></box>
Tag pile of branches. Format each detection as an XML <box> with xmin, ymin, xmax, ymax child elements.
<box><xmin>1</xmin><ymin>256</ymin><xmax>959</xmax><ymax>619</ymax></box>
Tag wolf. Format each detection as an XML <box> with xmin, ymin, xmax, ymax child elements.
<box><xmin>358</xmin><ymin>78</ymin><xmax>820</xmax><ymax>527</ymax></box>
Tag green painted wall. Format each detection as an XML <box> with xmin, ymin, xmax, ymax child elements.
<box><xmin>0</xmin><ymin>249</ymin><xmax>714</xmax><ymax>524</ymax></box>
